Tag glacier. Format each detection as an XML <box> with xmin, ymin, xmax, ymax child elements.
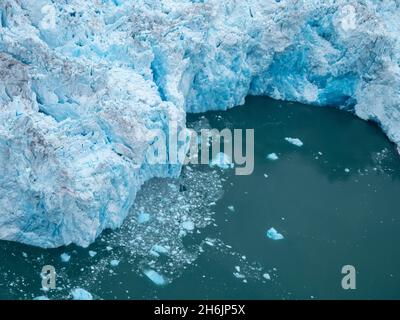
<box><xmin>0</xmin><ymin>0</ymin><xmax>399</xmax><ymax>248</ymax></box>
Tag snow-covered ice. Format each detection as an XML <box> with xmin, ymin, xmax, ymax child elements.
<box><xmin>1</xmin><ymin>0</ymin><xmax>400</xmax><ymax>247</ymax></box>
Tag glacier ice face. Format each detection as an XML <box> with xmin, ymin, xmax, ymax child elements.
<box><xmin>0</xmin><ymin>0</ymin><xmax>399</xmax><ymax>247</ymax></box>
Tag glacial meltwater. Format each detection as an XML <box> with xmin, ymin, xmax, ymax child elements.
<box><xmin>1</xmin><ymin>96</ymin><xmax>400</xmax><ymax>300</ymax></box>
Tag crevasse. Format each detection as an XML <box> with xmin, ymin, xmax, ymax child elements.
<box><xmin>0</xmin><ymin>0</ymin><xmax>399</xmax><ymax>247</ymax></box>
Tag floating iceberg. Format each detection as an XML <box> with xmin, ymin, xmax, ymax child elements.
<box><xmin>1</xmin><ymin>0</ymin><xmax>400</xmax><ymax>247</ymax></box>
<box><xmin>110</xmin><ymin>259</ymin><xmax>120</xmax><ymax>267</ymax></box>
<box><xmin>267</xmin><ymin>153</ymin><xmax>279</xmax><ymax>161</ymax></box>
<box><xmin>34</xmin><ymin>296</ymin><xmax>50</xmax><ymax>300</ymax></box>
<box><xmin>137</xmin><ymin>213</ymin><xmax>151</xmax><ymax>224</ymax></box>
<box><xmin>88</xmin><ymin>250</ymin><xmax>97</xmax><ymax>258</ymax></box>
<box><xmin>285</xmin><ymin>137</ymin><xmax>304</xmax><ymax>147</ymax></box>
<box><xmin>70</xmin><ymin>288</ymin><xmax>93</xmax><ymax>300</ymax></box>
<box><xmin>60</xmin><ymin>253</ymin><xmax>71</xmax><ymax>263</ymax></box>
<box><xmin>263</xmin><ymin>273</ymin><xmax>271</xmax><ymax>280</ymax></box>
<box><xmin>181</xmin><ymin>220</ymin><xmax>195</xmax><ymax>231</ymax></box>
<box><xmin>266</xmin><ymin>227</ymin><xmax>284</xmax><ymax>240</ymax></box>
<box><xmin>143</xmin><ymin>269</ymin><xmax>167</xmax><ymax>286</ymax></box>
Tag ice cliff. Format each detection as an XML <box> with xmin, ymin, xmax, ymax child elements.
<box><xmin>0</xmin><ymin>0</ymin><xmax>399</xmax><ymax>247</ymax></box>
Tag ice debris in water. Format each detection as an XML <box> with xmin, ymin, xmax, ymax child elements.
<box><xmin>285</xmin><ymin>137</ymin><xmax>304</xmax><ymax>147</ymax></box>
<box><xmin>34</xmin><ymin>296</ymin><xmax>50</xmax><ymax>300</ymax></box>
<box><xmin>210</xmin><ymin>152</ymin><xmax>234</xmax><ymax>170</ymax></box>
<box><xmin>344</xmin><ymin>168</ymin><xmax>350</xmax><ymax>173</ymax></box>
<box><xmin>70</xmin><ymin>288</ymin><xmax>93</xmax><ymax>300</ymax></box>
<box><xmin>1</xmin><ymin>161</ymin><xmax>280</xmax><ymax>299</ymax></box>
<box><xmin>143</xmin><ymin>269</ymin><xmax>167</xmax><ymax>286</ymax></box>
<box><xmin>89</xmin><ymin>163</ymin><xmax>224</xmax><ymax>289</ymax></box>
<box><xmin>228</xmin><ymin>206</ymin><xmax>235</xmax><ymax>212</ymax></box>
<box><xmin>266</xmin><ymin>228</ymin><xmax>284</xmax><ymax>240</ymax></box>
<box><xmin>60</xmin><ymin>253</ymin><xmax>71</xmax><ymax>263</ymax></box>
<box><xmin>267</xmin><ymin>153</ymin><xmax>279</xmax><ymax>161</ymax></box>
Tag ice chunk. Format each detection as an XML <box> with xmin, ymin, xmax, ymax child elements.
<box><xmin>110</xmin><ymin>259</ymin><xmax>120</xmax><ymax>267</ymax></box>
<box><xmin>151</xmin><ymin>244</ymin><xmax>169</xmax><ymax>255</ymax></box>
<box><xmin>34</xmin><ymin>296</ymin><xmax>50</xmax><ymax>300</ymax></box>
<box><xmin>143</xmin><ymin>269</ymin><xmax>167</xmax><ymax>286</ymax></box>
<box><xmin>88</xmin><ymin>250</ymin><xmax>97</xmax><ymax>257</ymax></box>
<box><xmin>228</xmin><ymin>206</ymin><xmax>235</xmax><ymax>212</ymax></box>
<box><xmin>263</xmin><ymin>273</ymin><xmax>271</xmax><ymax>280</ymax></box>
<box><xmin>266</xmin><ymin>228</ymin><xmax>284</xmax><ymax>240</ymax></box>
<box><xmin>344</xmin><ymin>168</ymin><xmax>350</xmax><ymax>173</ymax></box>
<box><xmin>181</xmin><ymin>220</ymin><xmax>195</xmax><ymax>231</ymax></box>
<box><xmin>138</xmin><ymin>213</ymin><xmax>151</xmax><ymax>224</ymax></box>
<box><xmin>267</xmin><ymin>153</ymin><xmax>279</xmax><ymax>161</ymax></box>
<box><xmin>233</xmin><ymin>272</ymin><xmax>246</xmax><ymax>279</ymax></box>
<box><xmin>71</xmin><ymin>288</ymin><xmax>93</xmax><ymax>300</ymax></box>
<box><xmin>210</xmin><ymin>152</ymin><xmax>234</xmax><ymax>170</ymax></box>
<box><xmin>60</xmin><ymin>253</ymin><xmax>71</xmax><ymax>263</ymax></box>
<box><xmin>285</xmin><ymin>137</ymin><xmax>304</xmax><ymax>147</ymax></box>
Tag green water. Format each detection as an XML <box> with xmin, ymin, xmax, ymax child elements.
<box><xmin>1</xmin><ymin>96</ymin><xmax>400</xmax><ymax>299</ymax></box>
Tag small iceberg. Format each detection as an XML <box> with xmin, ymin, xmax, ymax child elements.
<box><xmin>181</xmin><ymin>220</ymin><xmax>195</xmax><ymax>231</ymax></box>
<box><xmin>88</xmin><ymin>250</ymin><xmax>97</xmax><ymax>257</ymax></box>
<box><xmin>266</xmin><ymin>227</ymin><xmax>284</xmax><ymax>240</ymax></box>
<box><xmin>60</xmin><ymin>253</ymin><xmax>71</xmax><ymax>263</ymax></box>
<box><xmin>138</xmin><ymin>212</ymin><xmax>151</xmax><ymax>224</ymax></box>
<box><xmin>151</xmin><ymin>244</ymin><xmax>169</xmax><ymax>255</ymax></box>
<box><xmin>263</xmin><ymin>273</ymin><xmax>271</xmax><ymax>280</ymax></box>
<box><xmin>143</xmin><ymin>269</ymin><xmax>167</xmax><ymax>286</ymax></box>
<box><xmin>285</xmin><ymin>137</ymin><xmax>303</xmax><ymax>147</ymax></box>
<box><xmin>210</xmin><ymin>152</ymin><xmax>234</xmax><ymax>169</ymax></box>
<box><xmin>71</xmin><ymin>288</ymin><xmax>93</xmax><ymax>300</ymax></box>
<box><xmin>110</xmin><ymin>259</ymin><xmax>120</xmax><ymax>267</ymax></box>
<box><xmin>266</xmin><ymin>153</ymin><xmax>279</xmax><ymax>161</ymax></box>
<box><xmin>233</xmin><ymin>272</ymin><xmax>246</xmax><ymax>279</ymax></box>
